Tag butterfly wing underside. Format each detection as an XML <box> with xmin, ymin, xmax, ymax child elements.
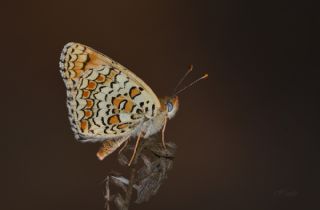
<box><xmin>59</xmin><ymin>42</ymin><xmax>161</xmax><ymax>151</ymax></box>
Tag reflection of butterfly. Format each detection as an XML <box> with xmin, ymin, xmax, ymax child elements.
<box><xmin>59</xmin><ymin>42</ymin><xmax>207</xmax><ymax>164</ymax></box>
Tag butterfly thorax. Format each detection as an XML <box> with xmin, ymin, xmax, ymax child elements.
<box><xmin>135</xmin><ymin>96</ymin><xmax>179</xmax><ymax>138</ymax></box>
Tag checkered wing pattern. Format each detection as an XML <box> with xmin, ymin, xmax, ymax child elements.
<box><xmin>59</xmin><ymin>42</ymin><xmax>161</xmax><ymax>142</ymax></box>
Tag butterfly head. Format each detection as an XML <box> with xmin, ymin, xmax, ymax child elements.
<box><xmin>161</xmin><ymin>96</ymin><xmax>179</xmax><ymax>119</ymax></box>
<box><xmin>161</xmin><ymin>65</ymin><xmax>208</xmax><ymax>120</ymax></box>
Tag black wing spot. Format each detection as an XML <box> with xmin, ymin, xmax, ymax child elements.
<box><xmin>85</xmin><ymin>70</ymin><xmax>94</xmax><ymax>79</ymax></box>
<box><xmin>104</xmin><ymin>93</ymin><xmax>109</xmax><ymax>102</ymax></box>
<box><xmin>97</xmin><ymin>101</ymin><xmax>101</xmax><ymax>108</ymax></box>
<box><xmin>129</xmin><ymin>86</ymin><xmax>141</xmax><ymax>99</ymax></box>
<box><xmin>82</xmin><ymin>55</ymin><xmax>90</xmax><ymax>67</ymax></box>
<box><xmin>92</xmin><ymin>118</ymin><xmax>101</xmax><ymax>127</ymax></box>
<box><xmin>75</xmin><ymin>100</ymin><xmax>79</xmax><ymax>108</ymax></box>
<box><xmin>104</xmin><ymin>126</ymin><xmax>110</xmax><ymax>134</ymax></box>
<box><xmin>114</xmin><ymin>73</ymin><xmax>121</xmax><ymax>81</ymax></box>
<box><xmin>140</xmin><ymin>102</ymin><xmax>144</xmax><ymax>107</ymax></box>
<box><xmin>78</xmin><ymin>79</ymin><xmax>85</xmax><ymax>89</ymax></box>
<box><xmin>152</xmin><ymin>104</ymin><xmax>155</xmax><ymax>116</ymax></box>
<box><xmin>72</xmin><ymin>110</ymin><xmax>78</xmax><ymax>119</ymax></box>
<box><xmin>131</xmin><ymin>104</ymin><xmax>136</xmax><ymax>112</ymax></box>
<box><xmin>96</xmin><ymin>109</ymin><xmax>100</xmax><ymax>117</ymax></box>
<box><xmin>119</xmin><ymin>100</ymin><xmax>127</xmax><ymax>110</ymax></box>
<box><xmin>110</xmin><ymin>73</ymin><xmax>120</xmax><ymax>88</ymax></box>
<box><xmin>110</xmin><ymin>125</ymin><xmax>116</xmax><ymax>131</ymax></box>
<box><xmin>131</xmin><ymin>114</ymin><xmax>140</xmax><ymax>120</ymax></box>
<box><xmin>102</xmin><ymin>117</ymin><xmax>107</xmax><ymax>126</ymax></box>
<box><xmin>99</xmin><ymin>86</ymin><xmax>105</xmax><ymax>92</ymax></box>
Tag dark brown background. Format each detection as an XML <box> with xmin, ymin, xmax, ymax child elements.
<box><xmin>2</xmin><ymin>0</ymin><xmax>318</xmax><ymax>209</ymax></box>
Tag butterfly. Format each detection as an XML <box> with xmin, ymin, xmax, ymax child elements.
<box><xmin>59</xmin><ymin>42</ymin><xmax>207</xmax><ymax>165</ymax></box>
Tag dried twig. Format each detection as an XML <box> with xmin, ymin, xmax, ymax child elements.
<box><xmin>104</xmin><ymin>137</ymin><xmax>176</xmax><ymax>209</ymax></box>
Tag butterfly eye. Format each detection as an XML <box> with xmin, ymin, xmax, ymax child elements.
<box><xmin>167</xmin><ymin>102</ymin><xmax>173</xmax><ymax>112</ymax></box>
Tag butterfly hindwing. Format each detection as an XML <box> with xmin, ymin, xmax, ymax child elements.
<box><xmin>74</xmin><ymin>65</ymin><xmax>149</xmax><ymax>139</ymax></box>
<box><xmin>59</xmin><ymin>42</ymin><xmax>161</xmax><ymax>142</ymax></box>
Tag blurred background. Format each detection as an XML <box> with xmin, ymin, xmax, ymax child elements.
<box><xmin>1</xmin><ymin>0</ymin><xmax>317</xmax><ymax>209</ymax></box>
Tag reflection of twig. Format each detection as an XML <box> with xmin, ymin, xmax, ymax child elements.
<box><xmin>123</xmin><ymin>135</ymin><xmax>148</xmax><ymax>209</ymax></box>
<box><xmin>123</xmin><ymin>168</ymin><xmax>136</xmax><ymax>209</ymax></box>
<box><xmin>104</xmin><ymin>176</ymin><xmax>110</xmax><ymax>210</ymax></box>
<box><xmin>104</xmin><ymin>137</ymin><xmax>176</xmax><ymax>209</ymax></box>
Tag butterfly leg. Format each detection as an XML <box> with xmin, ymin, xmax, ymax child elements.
<box><xmin>118</xmin><ymin>139</ymin><xmax>129</xmax><ymax>154</ymax></box>
<box><xmin>128</xmin><ymin>132</ymin><xmax>143</xmax><ymax>166</ymax></box>
<box><xmin>161</xmin><ymin>117</ymin><xmax>168</xmax><ymax>149</ymax></box>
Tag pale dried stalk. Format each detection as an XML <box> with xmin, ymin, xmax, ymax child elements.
<box><xmin>104</xmin><ymin>137</ymin><xmax>176</xmax><ymax>210</ymax></box>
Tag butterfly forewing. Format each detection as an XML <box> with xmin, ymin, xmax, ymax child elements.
<box><xmin>59</xmin><ymin>42</ymin><xmax>161</xmax><ymax>142</ymax></box>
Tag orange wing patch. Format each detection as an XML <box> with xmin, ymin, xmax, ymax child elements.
<box><xmin>85</xmin><ymin>99</ymin><xmax>94</xmax><ymax>109</ymax></box>
<box><xmin>129</xmin><ymin>87</ymin><xmax>141</xmax><ymax>99</ymax></box>
<box><xmin>105</xmin><ymin>69</ymin><xmax>119</xmax><ymax>84</ymax></box>
<box><xmin>112</xmin><ymin>96</ymin><xmax>126</xmax><ymax>109</ymax></box>
<box><xmin>87</xmin><ymin>81</ymin><xmax>97</xmax><ymax>90</ymax></box>
<box><xmin>60</xmin><ymin>43</ymin><xmax>161</xmax><ymax>144</ymax></box>
<box><xmin>84</xmin><ymin>110</ymin><xmax>93</xmax><ymax>119</ymax></box>
<box><xmin>124</xmin><ymin>100</ymin><xmax>134</xmax><ymax>112</ymax></box>
<box><xmin>80</xmin><ymin>120</ymin><xmax>88</xmax><ymax>132</ymax></box>
<box><xmin>82</xmin><ymin>90</ymin><xmax>90</xmax><ymax>98</ymax></box>
<box><xmin>117</xmin><ymin>123</ymin><xmax>130</xmax><ymax>129</ymax></box>
<box><xmin>111</xmin><ymin>95</ymin><xmax>135</xmax><ymax>113</ymax></box>
<box><xmin>96</xmin><ymin>74</ymin><xmax>106</xmax><ymax>83</ymax></box>
<box><xmin>108</xmin><ymin>115</ymin><xmax>121</xmax><ymax>125</ymax></box>
<box><xmin>60</xmin><ymin>42</ymin><xmax>122</xmax><ymax>92</ymax></box>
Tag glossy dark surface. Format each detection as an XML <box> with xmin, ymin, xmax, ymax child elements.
<box><xmin>2</xmin><ymin>0</ymin><xmax>317</xmax><ymax>209</ymax></box>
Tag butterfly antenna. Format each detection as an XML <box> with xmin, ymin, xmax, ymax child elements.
<box><xmin>174</xmin><ymin>73</ymin><xmax>208</xmax><ymax>95</ymax></box>
<box><xmin>173</xmin><ymin>64</ymin><xmax>194</xmax><ymax>94</ymax></box>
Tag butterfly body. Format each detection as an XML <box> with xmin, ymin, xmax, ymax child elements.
<box><xmin>60</xmin><ymin>42</ymin><xmax>179</xmax><ymax>160</ymax></box>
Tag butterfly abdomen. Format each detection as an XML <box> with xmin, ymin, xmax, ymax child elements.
<box><xmin>140</xmin><ymin>111</ymin><xmax>167</xmax><ymax>138</ymax></box>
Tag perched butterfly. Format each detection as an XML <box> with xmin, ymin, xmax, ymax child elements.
<box><xmin>59</xmin><ymin>42</ymin><xmax>207</xmax><ymax>165</ymax></box>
